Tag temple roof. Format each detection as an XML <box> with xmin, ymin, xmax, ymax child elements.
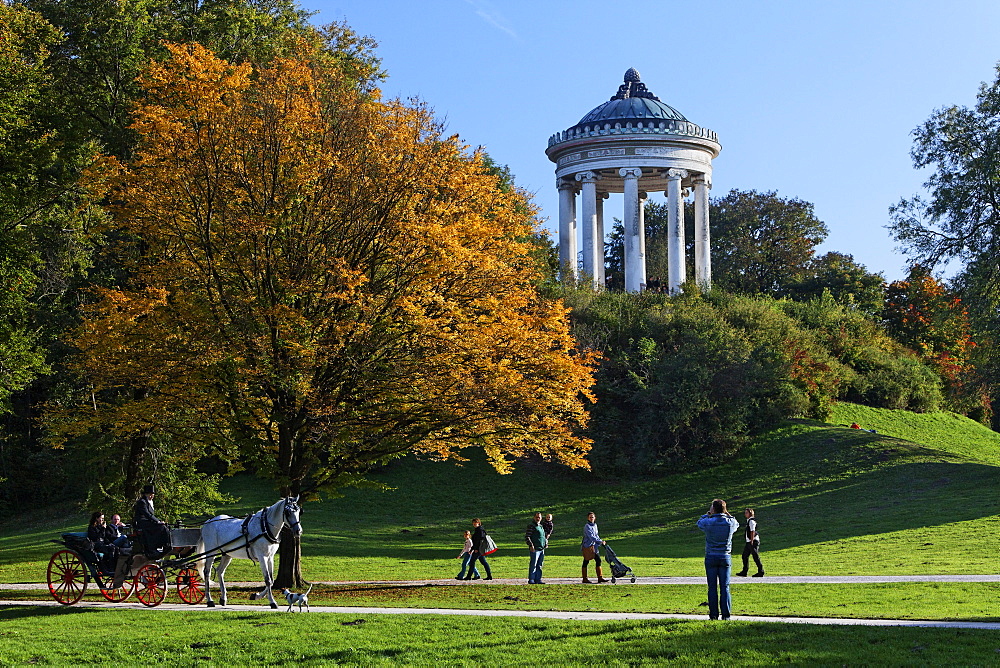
<box><xmin>571</xmin><ymin>69</ymin><xmax>688</xmax><ymax>131</ymax></box>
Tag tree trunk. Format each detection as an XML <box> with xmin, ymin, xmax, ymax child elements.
<box><xmin>274</xmin><ymin>525</ymin><xmax>304</xmax><ymax>588</ymax></box>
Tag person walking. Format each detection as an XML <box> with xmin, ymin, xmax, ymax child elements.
<box><xmin>581</xmin><ymin>512</ymin><xmax>608</xmax><ymax>584</ymax></box>
<box><xmin>525</xmin><ymin>512</ymin><xmax>547</xmax><ymax>584</ymax></box>
<box><xmin>697</xmin><ymin>498</ymin><xmax>740</xmax><ymax>620</ymax></box>
<box><xmin>462</xmin><ymin>518</ymin><xmax>493</xmax><ymax>581</ymax></box>
<box><xmin>455</xmin><ymin>530</ymin><xmax>481</xmax><ymax>580</ymax></box>
<box><xmin>735</xmin><ymin>508</ymin><xmax>765</xmax><ymax>578</ymax></box>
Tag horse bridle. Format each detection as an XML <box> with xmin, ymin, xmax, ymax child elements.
<box><xmin>259</xmin><ymin>497</ymin><xmax>302</xmax><ymax>544</ymax></box>
<box><xmin>283</xmin><ymin>498</ymin><xmax>302</xmax><ymax>534</ymax></box>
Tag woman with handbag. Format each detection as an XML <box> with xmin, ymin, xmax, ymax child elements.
<box><xmin>462</xmin><ymin>518</ymin><xmax>494</xmax><ymax>581</ymax></box>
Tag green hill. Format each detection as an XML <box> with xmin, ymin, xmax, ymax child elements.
<box><xmin>3</xmin><ymin>402</ymin><xmax>999</xmax><ymax>583</ymax></box>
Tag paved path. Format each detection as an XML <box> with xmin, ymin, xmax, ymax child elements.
<box><xmin>3</xmin><ymin>598</ymin><xmax>1000</xmax><ymax>631</ymax></box>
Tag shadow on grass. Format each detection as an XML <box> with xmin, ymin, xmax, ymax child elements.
<box><xmin>0</xmin><ymin>605</ymin><xmax>105</xmax><ymax>621</ymax></box>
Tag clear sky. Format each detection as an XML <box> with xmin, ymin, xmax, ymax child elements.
<box><xmin>307</xmin><ymin>1</ymin><xmax>1000</xmax><ymax>281</ymax></box>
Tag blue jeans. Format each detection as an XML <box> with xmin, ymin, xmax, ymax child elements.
<box><xmin>705</xmin><ymin>554</ymin><xmax>732</xmax><ymax>619</ymax></box>
<box><xmin>457</xmin><ymin>553</ymin><xmax>480</xmax><ymax>579</ymax></box>
<box><xmin>528</xmin><ymin>549</ymin><xmax>544</xmax><ymax>583</ymax></box>
<box><xmin>464</xmin><ymin>552</ymin><xmax>491</xmax><ymax>579</ymax></box>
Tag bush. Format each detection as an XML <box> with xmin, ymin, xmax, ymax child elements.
<box><xmin>572</xmin><ymin>292</ymin><xmax>845</xmax><ymax>475</ymax></box>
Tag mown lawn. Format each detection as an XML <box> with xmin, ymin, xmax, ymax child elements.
<box><xmin>2</xmin><ymin>605</ymin><xmax>1000</xmax><ymax>666</ymax></box>
<box><xmin>3</xmin><ymin>403</ymin><xmax>1000</xmax><ymax>600</ymax></box>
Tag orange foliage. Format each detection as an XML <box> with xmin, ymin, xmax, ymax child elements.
<box><xmin>58</xmin><ymin>41</ymin><xmax>595</xmax><ymax>490</ymax></box>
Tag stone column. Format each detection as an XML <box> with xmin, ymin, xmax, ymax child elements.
<box><xmin>693</xmin><ymin>173</ymin><xmax>712</xmax><ymax>290</ymax></box>
<box><xmin>638</xmin><ymin>190</ymin><xmax>648</xmax><ymax>289</ymax></box>
<box><xmin>557</xmin><ymin>178</ymin><xmax>578</xmax><ymax>280</ymax></box>
<box><xmin>596</xmin><ymin>191</ymin><xmax>609</xmax><ymax>287</ymax></box>
<box><xmin>576</xmin><ymin>171</ymin><xmax>601</xmax><ymax>289</ymax></box>
<box><xmin>620</xmin><ymin>167</ymin><xmax>643</xmax><ymax>293</ymax></box>
<box><xmin>665</xmin><ymin>168</ymin><xmax>688</xmax><ymax>294</ymax></box>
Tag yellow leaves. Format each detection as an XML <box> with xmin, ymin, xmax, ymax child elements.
<box><xmin>65</xmin><ymin>38</ymin><xmax>596</xmax><ymax>483</ymax></box>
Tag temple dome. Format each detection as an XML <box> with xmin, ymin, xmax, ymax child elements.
<box><xmin>568</xmin><ymin>68</ymin><xmax>688</xmax><ymax>132</ymax></box>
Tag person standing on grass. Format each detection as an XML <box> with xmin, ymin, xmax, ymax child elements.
<box><xmin>455</xmin><ymin>530</ymin><xmax>481</xmax><ymax>580</ymax></box>
<box><xmin>735</xmin><ymin>508</ymin><xmax>765</xmax><ymax>578</ymax></box>
<box><xmin>581</xmin><ymin>512</ymin><xmax>608</xmax><ymax>583</ymax></box>
<box><xmin>525</xmin><ymin>512</ymin><xmax>547</xmax><ymax>584</ymax></box>
<box><xmin>462</xmin><ymin>518</ymin><xmax>493</xmax><ymax>581</ymax></box>
<box><xmin>697</xmin><ymin>498</ymin><xmax>739</xmax><ymax>620</ymax></box>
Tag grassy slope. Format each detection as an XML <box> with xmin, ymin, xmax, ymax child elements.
<box><xmin>3</xmin><ymin>404</ymin><xmax>1000</xmax><ymax>586</ymax></box>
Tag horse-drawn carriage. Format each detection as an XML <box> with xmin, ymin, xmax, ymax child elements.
<box><xmin>47</xmin><ymin>525</ymin><xmax>205</xmax><ymax>607</ymax></box>
<box><xmin>46</xmin><ymin>496</ymin><xmax>302</xmax><ymax>608</ymax></box>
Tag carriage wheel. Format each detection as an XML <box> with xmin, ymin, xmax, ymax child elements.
<box><xmin>135</xmin><ymin>564</ymin><xmax>167</xmax><ymax>607</ymax></box>
<box><xmin>630</xmin><ymin>576</ymin><xmax>636</xmax><ymax>583</ymax></box>
<box><xmin>47</xmin><ymin>550</ymin><xmax>88</xmax><ymax>605</ymax></box>
<box><xmin>611</xmin><ymin>576</ymin><xmax>617</xmax><ymax>584</ymax></box>
<box><xmin>100</xmin><ymin>576</ymin><xmax>134</xmax><ymax>603</ymax></box>
<box><xmin>176</xmin><ymin>567</ymin><xmax>205</xmax><ymax>604</ymax></box>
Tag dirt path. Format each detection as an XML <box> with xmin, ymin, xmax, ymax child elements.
<box><xmin>6</xmin><ymin>573</ymin><xmax>1000</xmax><ymax>590</ymax></box>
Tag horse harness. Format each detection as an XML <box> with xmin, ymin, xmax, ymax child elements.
<box><xmin>202</xmin><ymin>498</ymin><xmax>301</xmax><ymax>565</ymax></box>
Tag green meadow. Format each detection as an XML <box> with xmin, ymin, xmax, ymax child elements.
<box><xmin>3</xmin><ymin>402</ymin><xmax>1000</xmax><ymax>664</ymax></box>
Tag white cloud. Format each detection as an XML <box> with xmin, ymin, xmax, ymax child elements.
<box><xmin>464</xmin><ymin>0</ymin><xmax>519</xmax><ymax>40</ymax></box>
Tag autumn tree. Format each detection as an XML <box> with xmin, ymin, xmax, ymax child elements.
<box><xmin>2</xmin><ymin>0</ymin><xmax>383</xmax><ymax>513</ymax></box>
<box><xmin>53</xmin><ymin>42</ymin><xmax>596</xmax><ymax>586</ymax></box>
<box><xmin>883</xmin><ymin>265</ymin><xmax>979</xmax><ymax>413</ymax></box>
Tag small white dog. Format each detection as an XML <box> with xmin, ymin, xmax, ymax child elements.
<box><xmin>281</xmin><ymin>583</ymin><xmax>313</xmax><ymax>612</ymax></box>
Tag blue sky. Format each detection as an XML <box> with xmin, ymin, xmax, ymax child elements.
<box><xmin>307</xmin><ymin>1</ymin><xmax>1000</xmax><ymax>281</ymax></box>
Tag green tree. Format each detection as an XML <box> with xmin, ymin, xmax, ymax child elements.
<box><xmin>709</xmin><ymin>189</ymin><xmax>828</xmax><ymax>295</ymax></box>
<box><xmin>783</xmin><ymin>251</ymin><xmax>886</xmax><ymax>315</ymax></box>
<box><xmin>889</xmin><ymin>63</ymin><xmax>1000</xmax><ymax>423</ymax></box>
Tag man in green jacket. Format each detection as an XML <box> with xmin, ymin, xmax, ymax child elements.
<box><xmin>525</xmin><ymin>512</ymin><xmax>547</xmax><ymax>584</ymax></box>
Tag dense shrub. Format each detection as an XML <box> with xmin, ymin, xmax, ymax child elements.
<box><xmin>567</xmin><ymin>290</ymin><xmax>944</xmax><ymax>475</ymax></box>
<box><xmin>569</xmin><ymin>292</ymin><xmax>843</xmax><ymax>474</ymax></box>
<box><xmin>779</xmin><ymin>294</ymin><xmax>943</xmax><ymax>412</ymax></box>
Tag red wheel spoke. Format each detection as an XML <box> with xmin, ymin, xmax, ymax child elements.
<box><xmin>47</xmin><ymin>550</ymin><xmax>87</xmax><ymax>605</ymax></box>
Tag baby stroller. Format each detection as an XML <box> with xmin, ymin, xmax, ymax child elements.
<box><xmin>603</xmin><ymin>543</ymin><xmax>636</xmax><ymax>583</ymax></box>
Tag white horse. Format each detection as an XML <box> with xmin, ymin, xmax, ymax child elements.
<box><xmin>196</xmin><ymin>496</ymin><xmax>303</xmax><ymax>608</ymax></box>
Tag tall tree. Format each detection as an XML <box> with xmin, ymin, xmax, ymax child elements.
<box><xmin>4</xmin><ymin>0</ymin><xmax>382</xmax><ymax>513</ymax></box>
<box><xmin>52</xmin><ymin>42</ymin><xmax>596</xmax><ymax>586</ymax></box>
<box><xmin>888</xmin><ymin>62</ymin><xmax>1000</xmax><ymax>281</ymax></box>
<box><xmin>709</xmin><ymin>189</ymin><xmax>828</xmax><ymax>296</ymax></box>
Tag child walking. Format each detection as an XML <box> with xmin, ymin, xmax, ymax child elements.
<box><xmin>455</xmin><ymin>530</ymin><xmax>481</xmax><ymax>580</ymax></box>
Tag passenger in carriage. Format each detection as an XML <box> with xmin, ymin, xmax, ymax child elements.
<box><xmin>86</xmin><ymin>512</ymin><xmax>111</xmax><ymax>549</ymax></box>
<box><xmin>107</xmin><ymin>513</ymin><xmax>130</xmax><ymax>547</ymax></box>
<box><xmin>132</xmin><ymin>484</ymin><xmax>170</xmax><ymax>557</ymax></box>
<box><xmin>86</xmin><ymin>512</ymin><xmax>118</xmax><ymax>572</ymax></box>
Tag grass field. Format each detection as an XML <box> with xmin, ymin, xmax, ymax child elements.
<box><xmin>7</xmin><ymin>402</ymin><xmax>998</xmax><ymax>584</ymax></box>
<box><xmin>2</xmin><ymin>606</ymin><xmax>1000</xmax><ymax>666</ymax></box>
<box><xmin>3</xmin><ymin>402</ymin><xmax>1000</xmax><ymax>663</ymax></box>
